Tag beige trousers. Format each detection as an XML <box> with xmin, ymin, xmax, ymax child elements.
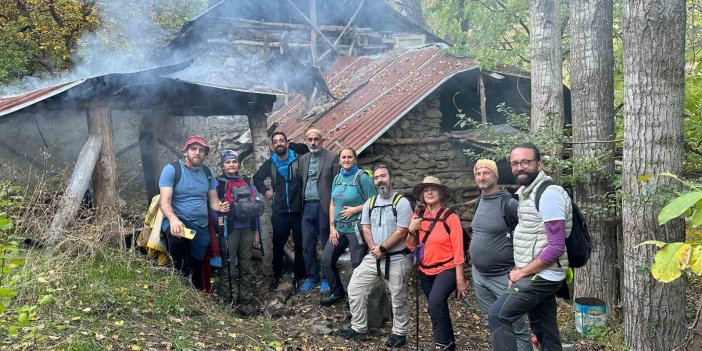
<box><xmin>347</xmin><ymin>253</ymin><xmax>412</xmax><ymax>335</ymax></box>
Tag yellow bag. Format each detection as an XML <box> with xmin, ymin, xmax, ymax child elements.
<box><xmin>136</xmin><ymin>195</ymin><xmax>170</xmax><ymax>266</ymax></box>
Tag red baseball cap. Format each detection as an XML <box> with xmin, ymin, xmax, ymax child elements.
<box><xmin>182</xmin><ymin>135</ymin><xmax>210</xmax><ymax>154</ymax></box>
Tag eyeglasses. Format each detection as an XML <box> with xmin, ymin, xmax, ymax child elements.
<box><xmin>510</xmin><ymin>159</ymin><xmax>538</xmax><ymax>168</ymax></box>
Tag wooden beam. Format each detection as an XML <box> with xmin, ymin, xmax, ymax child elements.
<box><xmin>87</xmin><ymin>105</ymin><xmax>120</xmax><ymax>239</ymax></box>
<box><xmin>285</xmin><ymin>0</ymin><xmax>339</xmax><ymax>55</ymax></box>
<box><xmin>309</xmin><ymin>0</ymin><xmax>318</xmax><ymax>65</ymax></box>
<box><xmin>139</xmin><ymin>114</ymin><xmax>161</xmax><ymax>202</ymax></box>
<box><xmin>46</xmin><ymin>135</ymin><xmax>102</xmax><ymax>246</ymax></box>
<box><xmin>375</xmin><ymin>136</ymin><xmax>451</xmax><ymax>145</ymax></box>
<box><xmin>479</xmin><ymin>72</ymin><xmax>488</xmax><ymax>123</ymax></box>
<box><xmin>318</xmin><ymin>0</ymin><xmax>365</xmax><ymax>61</ymax></box>
<box><xmin>247</xmin><ymin>112</ymin><xmax>273</xmax><ymax>271</ymax></box>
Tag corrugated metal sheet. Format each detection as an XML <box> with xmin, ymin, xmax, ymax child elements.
<box><xmin>0</xmin><ymin>80</ymin><xmax>86</xmax><ymax>118</ymax></box>
<box><xmin>269</xmin><ymin>45</ymin><xmax>477</xmax><ymax>153</ymax></box>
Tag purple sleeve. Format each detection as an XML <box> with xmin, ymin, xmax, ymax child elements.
<box><xmin>538</xmin><ymin>220</ymin><xmax>566</xmax><ymax>264</ymax></box>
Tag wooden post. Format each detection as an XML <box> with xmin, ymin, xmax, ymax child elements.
<box><xmin>309</xmin><ymin>0</ymin><xmax>318</xmax><ymax>65</ymax></box>
<box><xmin>478</xmin><ymin>71</ymin><xmax>488</xmax><ymax>123</ymax></box>
<box><xmin>139</xmin><ymin>113</ymin><xmax>161</xmax><ymax>202</ymax></box>
<box><xmin>87</xmin><ymin>104</ymin><xmax>120</xmax><ymax>242</ymax></box>
<box><xmin>46</xmin><ymin>135</ymin><xmax>102</xmax><ymax>245</ymax></box>
<box><xmin>247</xmin><ymin>112</ymin><xmax>273</xmax><ymax>271</ymax></box>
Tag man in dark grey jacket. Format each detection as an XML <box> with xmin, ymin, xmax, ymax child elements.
<box><xmin>298</xmin><ymin>128</ymin><xmax>339</xmax><ymax>294</ymax></box>
<box><xmin>470</xmin><ymin>159</ymin><xmax>531</xmax><ymax>351</ymax></box>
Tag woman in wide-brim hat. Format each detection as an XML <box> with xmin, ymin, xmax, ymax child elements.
<box><xmin>407</xmin><ymin>176</ymin><xmax>467</xmax><ymax>351</ymax></box>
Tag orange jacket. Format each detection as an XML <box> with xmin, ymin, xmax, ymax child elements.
<box><xmin>407</xmin><ymin>207</ymin><xmax>465</xmax><ymax>275</ymax></box>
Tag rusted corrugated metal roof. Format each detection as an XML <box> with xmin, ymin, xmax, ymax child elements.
<box><xmin>269</xmin><ymin>44</ymin><xmax>477</xmax><ymax>153</ymax></box>
<box><xmin>0</xmin><ymin>80</ymin><xmax>86</xmax><ymax>118</ymax></box>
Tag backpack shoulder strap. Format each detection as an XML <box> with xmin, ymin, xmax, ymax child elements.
<box><xmin>171</xmin><ymin>160</ymin><xmax>182</xmax><ymax>187</ymax></box>
<box><xmin>534</xmin><ymin>180</ymin><xmax>555</xmax><ymax>212</ymax></box>
<box><xmin>202</xmin><ymin>166</ymin><xmax>213</xmax><ymax>181</ymax></box>
<box><xmin>422</xmin><ymin>207</ymin><xmax>447</xmax><ymax>244</ymax></box>
<box><xmin>441</xmin><ymin>208</ymin><xmax>456</xmax><ymax>233</ymax></box>
<box><xmin>354</xmin><ymin>169</ymin><xmax>368</xmax><ymax>200</ymax></box>
<box><xmin>473</xmin><ymin>196</ymin><xmax>481</xmax><ymax>214</ymax></box>
<box><xmin>391</xmin><ymin>193</ymin><xmax>404</xmax><ymax>218</ymax></box>
<box><xmin>501</xmin><ymin>191</ymin><xmax>519</xmax><ymax>231</ymax></box>
<box><xmin>216</xmin><ymin>177</ymin><xmax>227</xmax><ymax>200</ymax></box>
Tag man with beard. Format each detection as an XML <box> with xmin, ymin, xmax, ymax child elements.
<box><xmin>253</xmin><ymin>132</ymin><xmax>306</xmax><ymax>292</ymax></box>
<box><xmin>159</xmin><ymin>135</ymin><xmax>229</xmax><ymax>291</ymax></box>
<box><xmin>298</xmin><ymin>129</ymin><xmax>339</xmax><ymax>294</ymax></box>
<box><xmin>338</xmin><ymin>165</ymin><xmax>412</xmax><ymax>348</ymax></box>
<box><xmin>489</xmin><ymin>143</ymin><xmax>571</xmax><ymax>351</ymax></box>
<box><xmin>470</xmin><ymin>159</ymin><xmax>531</xmax><ymax>351</ymax></box>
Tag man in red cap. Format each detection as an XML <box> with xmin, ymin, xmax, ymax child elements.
<box><xmin>159</xmin><ymin>134</ymin><xmax>229</xmax><ymax>291</ymax></box>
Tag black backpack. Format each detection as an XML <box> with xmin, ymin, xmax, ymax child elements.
<box><xmin>473</xmin><ymin>190</ymin><xmax>519</xmax><ymax>233</ymax></box>
<box><xmin>171</xmin><ymin>160</ymin><xmax>212</xmax><ymax>186</ymax></box>
<box><xmin>534</xmin><ymin>180</ymin><xmax>592</xmax><ymax>268</ymax></box>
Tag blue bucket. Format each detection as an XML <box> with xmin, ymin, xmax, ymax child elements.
<box><xmin>574</xmin><ymin>297</ymin><xmax>607</xmax><ymax>334</ymax></box>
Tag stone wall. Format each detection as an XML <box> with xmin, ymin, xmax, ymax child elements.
<box><xmin>358</xmin><ymin>93</ymin><xmax>480</xmax><ymax>224</ymax></box>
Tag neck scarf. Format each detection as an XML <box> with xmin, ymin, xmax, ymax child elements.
<box><xmin>340</xmin><ymin>164</ymin><xmax>359</xmax><ymax>176</ymax></box>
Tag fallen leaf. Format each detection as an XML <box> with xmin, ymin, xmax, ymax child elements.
<box><xmin>115</xmin><ymin>320</ymin><xmax>124</xmax><ymax>326</ymax></box>
<box><xmin>82</xmin><ymin>307</ymin><xmax>91</xmax><ymax>313</ymax></box>
<box><xmin>95</xmin><ymin>333</ymin><xmax>106</xmax><ymax>341</ymax></box>
<box><xmin>131</xmin><ymin>345</ymin><xmax>142</xmax><ymax>351</ymax></box>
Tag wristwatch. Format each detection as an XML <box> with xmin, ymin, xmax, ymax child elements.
<box><xmin>379</xmin><ymin>245</ymin><xmax>388</xmax><ymax>254</ymax></box>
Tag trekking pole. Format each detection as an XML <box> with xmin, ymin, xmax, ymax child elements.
<box><xmin>219</xmin><ymin>215</ymin><xmax>233</xmax><ymax>302</ymax></box>
<box><xmin>415</xmin><ymin>267</ymin><xmax>419</xmax><ymax>351</ymax></box>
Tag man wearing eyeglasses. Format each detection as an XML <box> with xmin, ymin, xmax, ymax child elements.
<box><xmin>488</xmin><ymin>143</ymin><xmax>572</xmax><ymax>351</ymax></box>
<box><xmin>159</xmin><ymin>135</ymin><xmax>230</xmax><ymax>291</ymax></box>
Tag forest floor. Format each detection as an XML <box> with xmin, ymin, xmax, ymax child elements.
<box><xmin>0</xmin><ymin>237</ymin><xmax>663</xmax><ymax>351</ymax></box>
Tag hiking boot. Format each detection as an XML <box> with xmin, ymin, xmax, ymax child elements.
<box><xmin>320</xmin><ymin>292</ymin><xmax>345</xmax><ymax>306</ymax></box>
<box><xmin>299</xmin><ymin>279</ymin><xmax>319</xmax><ymax>294</ymax></box>
<box><xmin>337</xmin><ymin>328</ymin><xmax>368</xmax><ymax>341</ymax></box>
<box><xmin>320</xmin><ymin>279</ymin><xmax>330</xmax><ymax>294</ymax></box>
<box><xmin>435</xmin><ymin>341</ymin><xmax>456</xmax><ymax>350</ymax></box>
<box><xmin>385</xmin><ymin>334</ymin><xmax>406</xmax><ymax>348</ymax></box>
<box><xmin>268</xmin><ymin>276</ymin><xmax>281</xmax><ymax>292</ymax></box>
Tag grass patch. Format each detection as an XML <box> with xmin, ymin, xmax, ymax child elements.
<box><xmin>0</xmin><ymin>242</ymin><xmax>286</xmax><ymax>351</ymax></box>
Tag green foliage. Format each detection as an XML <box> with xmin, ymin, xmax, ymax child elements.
<box><xmin>424</xmin><ymin>0</ymin><xmax>531</xmax><ymax>69</ymax></box>
<box><xmin>0</xmin><ymin>182</ymin><xmax>28</xmax><ymax>337</ymax></box>
<box><xmin>640</xmin><ymin>173</ymin><xmax>702</xmax><ymax>282</ymax></box>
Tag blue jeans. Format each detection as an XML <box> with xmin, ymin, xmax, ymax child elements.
<box><xmin>489</xmin><ymin>274</ymin><xmax>564</xmax><ymax>351</ymax></box>
<box><xmin>301</xmin><ymin>201</ymin><xmax>330</xmax><ymax>282</ymax></box>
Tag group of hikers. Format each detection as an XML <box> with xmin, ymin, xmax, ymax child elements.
<box><xmin>158</xmin><ymin>130</ymin><xmax>574</xmax><ymax>351</ymax></box>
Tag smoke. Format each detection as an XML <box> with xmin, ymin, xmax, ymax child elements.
<box><xmin>1</xmin><ymin>0</ymin><xmax>208</xmax><ymax>96</ymax></box>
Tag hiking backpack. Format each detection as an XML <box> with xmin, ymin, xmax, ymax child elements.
<box><xmin>333</xmin><ymin>169</ymin><xmax>373</xmax><ymax>200</ymax></box>
<box><xmin>171</xmin><ymin>160</ymin><xmax>212</xmax><ymax>186</ymax></box>
<box><xmin>534</xmin><ymin>180</ymin><xmax>592</xmax><ymax>268</ymax></box>
<box><xmin>217</xmin><ymin>177</ymin><xmax>264</xmax><ymax>221</ymax></box>
<box><xmin>473</xmin><ymin>190</ymin><xmax>519</xmax><ymax>233</ymax></box>
<box><xmin>368</xmin><ymin>193</ymin><xmax>405</xmax><ymax>219</ymax></box>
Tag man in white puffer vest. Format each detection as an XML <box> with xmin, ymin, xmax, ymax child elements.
<box><xmin>488</xmin><ymin>143</ymin><xmax>572</xmax><ymax>351</ymax></box>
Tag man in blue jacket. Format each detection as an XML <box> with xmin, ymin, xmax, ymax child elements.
<box><xmin>253</xmin><ymin>132</ymin><xmax>306</xmax><ymax>291</ymax></box>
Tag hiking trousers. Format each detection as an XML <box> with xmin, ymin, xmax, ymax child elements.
<box><xmin>320</xmin><ymin>231</ymin><xmax>366</xmax><ymax>297</ymax></box>
<box><xmin>271</xmin><ymin>212</ymin><xmax>306</xmax><ymax>280</ymax></box>
<box><xmin>347</xmin><ymin>254</ymin><xmax>412</xmax><ymax>335</ymax></box>
<box><xmin>215</xmin><ymin>227</ymin><xmax>255</xmax><ymax>302</ymax></box>
<box><xmin>302</xmin><ymin>201</ymin><xmax>330</xmax><ymax>282</ymax></box>
<box><xmin>419</xmin><ymin>268</ymin><xmax>457</xmax><ymax>347</ymax></box>
<box><xmin>489</xmin><ymin>274</ymin><xmax>563</xmax><ymax>351</ymax></box>
<box><xmin>472</xmin><ymin>266</ymin><xmax>531</xmax><ymax>351</ymax></box>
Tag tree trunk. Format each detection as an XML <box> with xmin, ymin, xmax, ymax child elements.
<box><xmin>46</xmin><ymin>135</ymin><xmax>102</xmax><ymax>246</ymax></box>
<box><xmin>87</xmin><ymin>104</ymin><xmax>121</xmax><ymax>243</ymax></box>
<box><xmin>529</xmin><ymin>0</ymin><xmax>564</xmax><ymax>131</ymax></box>
<box><xmin>622</xmin><ymin>0</ymin><xmax>687</xmax><ymax>349</ymax></box>
<box><xmin>247</xmin><ymin>112</ymin><xmax>273</xmax><ymax>272</ymax></box>
<box><xmin>569</xmin><ymin>0</ymin><xmax>619</xmax><ymax>315</ymax></box>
